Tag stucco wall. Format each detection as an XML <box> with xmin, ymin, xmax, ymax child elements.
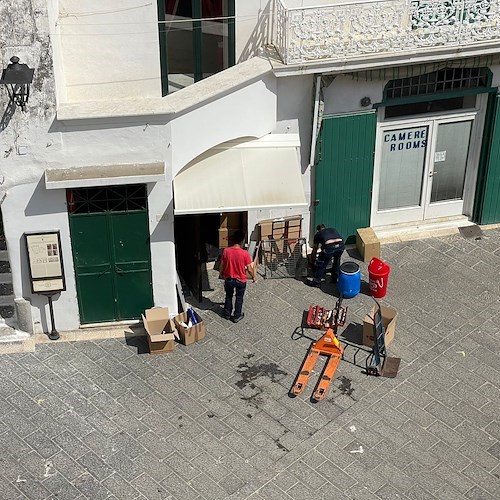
<box><xmin>0</xmin><ymin>1</ymin><xmax>315</xmax><ymax>332</ymax></box>
<box><xmin>323</xmin><ymin>75</ymin><xmax>385</xmax><ymax>115</ymax></box>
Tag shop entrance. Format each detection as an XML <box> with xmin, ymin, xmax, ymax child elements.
<box><xmin>68</xmin><ymin>185</ymin><xmax>153</xmax><ymax>324</ymax></box>
<box><xmin>174</xmin><ymin>212</ymin><xmax>247</xmax><ymax>302</ymax></box>
<box><xmin>372</xmin><ymin>112</ymin><xmax>482</xmax><ymax>226</ymax></box>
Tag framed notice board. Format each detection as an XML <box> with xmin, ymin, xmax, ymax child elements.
<box><xmin>25</xmin><ymin>231</ymin><xmax>66</xmax><ymax>294</ymax></box>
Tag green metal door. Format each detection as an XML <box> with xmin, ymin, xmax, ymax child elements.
<box><xmin>315</xmin><ymin>112</ymin><xmax>377</xmax><ymax>243</ymax></box>
<box><xmin>68</xmin><ymin>185</ymin><xmax>153</xmax><ymax>324</ymax></box>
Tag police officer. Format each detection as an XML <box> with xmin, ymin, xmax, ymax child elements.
<box><xmin>308</xmin><ymin>224</ymin><xmax>345</xmax><ymax>288</ymax></box>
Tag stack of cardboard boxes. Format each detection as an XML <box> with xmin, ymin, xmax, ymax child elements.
<box><xmin>142</xmin><ymin>306</ymin><xmax>206</xmax><ymax>354</ymax></box>
<box><xmin>218</xmin><ymin>212</ymin><xmax>246</xmax><ymax>249</ymax></box>
<box><xmin>257</xmin><ymin>215</ymin><xmax>302</xmax><ymax>263</ymax></box>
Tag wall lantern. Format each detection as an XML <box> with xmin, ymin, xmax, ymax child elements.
<box><xmin>360</xmin><ymin>96</ymin><xmax>372</xmax><ymax>107</ymax></box>
<box><xmin>0</xmin><ymin>56</ymin><xmax>35</xmax><ymax>112</ymax></box>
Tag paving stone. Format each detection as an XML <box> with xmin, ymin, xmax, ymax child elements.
<box><xmin>461</xmin><ymin>463</ymin><xmax>500</xmax><ymax>497</ymax></box>
<box><xmin>375</xmin><ymin>482</ymin><xmax>406</xmax><ymax>499</ymax></box>
<box><xmin>101</xmin><ymin>472</ymin><xmax>140</xmax><ymax>500</ymax></box>
<box><xmin>77</xmin><ymin>451</ymin><xmax>114</xmax><ymax>481</ymax></box>
<box><xmin>72</xmin><ymin>472</ymin><xmax>112</xmax><ymax>500</ymax></box>
<box><xmin>465</xmin><ymin>485</ymin><xmax>496</xmax><ymax>500</ymax></box>
<box><xmin>41</xmin><ymin>472</ymin><xmax>82</xmax><ymax>500</ymax></box>
<box><xmin>11</xmin><ymin>474</ymin><xmax>52</xmax><ymax>500</ymax></box>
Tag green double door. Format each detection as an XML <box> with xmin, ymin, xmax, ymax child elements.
<box><xmin>68</xmin><ymin>186</ymin><xmax>153</xmax><ymax>324</ymax></box>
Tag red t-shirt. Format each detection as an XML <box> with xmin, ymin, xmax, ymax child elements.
<box><xmin>221</xmin><ymin>246</ymin><xmax>252</xmax><ymax>282</ymax></box>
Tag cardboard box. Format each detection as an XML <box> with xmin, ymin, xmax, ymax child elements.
<box><xmin>142</xmin><ymin>307</ymin><xmax>178</xmax><ymax>354</ymax></box>
<box><xmin>257</xmin><ymin>215</ymin><xmax>302</xmax><ymax>241</ymax></box>
<box><xmin>220</xmin><ymin>213</ymin><xmax>243</xmax><ymax>229</ymax></box>
<box><xmin>218</xmin><ymin>228</ymin><xmax>229</xmax><ymax>248</ymax></box>
<box><xmin>174</xmin><ymin>310</ymin><xmax>206</xmax><ymax>345</ymax></box>
<box><xmin>219</xmin><ymin>227</ymin><xmax>244</xmax><ymax>248</ymax></box>
<box><xmin>363</xmin><ymin>306</ymin><xmax>397</xmax><ymax>347</ymax></box>
<box><xmin>356</xmin><ymin>227</ymin><xmax>380</xmax><ymax>263</ymax></box>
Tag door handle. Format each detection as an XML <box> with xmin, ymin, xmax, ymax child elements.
<box><xmin>429</xmin><ymin>171</ymin><xmax>437</xmax><ymax>177</ymax></box>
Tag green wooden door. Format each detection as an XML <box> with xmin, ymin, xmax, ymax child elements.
<box><xmin>315</xmin><ymin>112</ymin><xmax>377</xmax><ymax>243</ymax></box>
<box><xmin>112</xmin><ymin>212</ymin><xmax>154</xmax><ymax>319</ymax></box>
<box><xmin>68</xmin><ymin>185</ymin><xmax>153</xmax><ymax>324</ymax></box>
<box><xmin>474</xmin><ymin>93</ymin><xmax>500</xmax><ymax>224</ymax></box>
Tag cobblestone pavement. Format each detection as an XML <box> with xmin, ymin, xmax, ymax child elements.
<box><xmin>1</xmin><ymin>229</ymin><xmax>499</xmax><ymax>499</ymax></box>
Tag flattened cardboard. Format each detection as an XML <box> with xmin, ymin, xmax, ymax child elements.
<box><xmin>363</xmin><ymin>305</ymin><xmax>397</xmax><ymax>347</ymax></box>
<box><xmin>174</xmin><ymin>310</ymin><xmax>206</xmax><ymax>345</ymax></box>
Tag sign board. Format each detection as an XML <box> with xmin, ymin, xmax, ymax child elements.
<box><xmin>25</xmin><ymin>231</ymin><xmax>66</xmax><ymax>294</ymax></box>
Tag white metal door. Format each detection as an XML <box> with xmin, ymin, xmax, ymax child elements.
<box><xmin>372</xmin><ymin>112</ymin><xmax>477</xmax><ymax>226</ymax></box>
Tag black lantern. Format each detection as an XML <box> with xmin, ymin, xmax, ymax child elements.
<box><xmin>1</xmin><ymin>56</ymin><xmax>35</xmax><ymax>112</ymax></box>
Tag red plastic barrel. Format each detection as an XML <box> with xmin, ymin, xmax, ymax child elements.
<box><xmin>368</xmin><ymin>257</ymin><xmax>391</xmax><ymax>298</ymax></box>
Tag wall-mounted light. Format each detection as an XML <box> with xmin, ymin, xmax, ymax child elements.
<box><xmin>360</xmin><ymin>96</ymin><xmax>372</xmax><ymax>107</ymax></box>
<box><xmin>0</xmin><ymin>56</ymin><xmax>35</xmax><ymax>112</ymax></box>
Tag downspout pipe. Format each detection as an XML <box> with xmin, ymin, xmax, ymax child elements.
<box><xmin>309</xmin><ymin>74</ymin><xmax>322</xmax><ymax>168</ymax></box>
<box><xmin>308</xmin><ymin>74</ymin><xmax>323</xmax><ymax>243</ymax></box>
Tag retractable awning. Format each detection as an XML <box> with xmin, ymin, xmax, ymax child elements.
<box><xmin>173</xmin><ymin>135</ymin><xmax>307</xmax><ymax>215</ymax></box>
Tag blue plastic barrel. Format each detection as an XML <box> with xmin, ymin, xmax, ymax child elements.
<box><xmin>338</xmin><ymin>262</ymin><xmax>361</xmax><ymax>299</ymax></box>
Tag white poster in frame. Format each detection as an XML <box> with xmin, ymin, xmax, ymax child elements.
<box><xmin>25</xmin><ymin>231</ymin><xmax>66</xmax><ymax>294</ymax></box>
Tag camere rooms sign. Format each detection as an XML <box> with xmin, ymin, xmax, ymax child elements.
<box><xmin>25</xmin><ymin>231</ymin><xmax>66</xmax><ymax>294</ymax></box>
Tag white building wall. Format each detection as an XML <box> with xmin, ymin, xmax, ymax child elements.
<box><xmin>2</xmin><ymin>181</ymin><xmax>80</xmax><ymax>333</ymax></box>
<box><xmin>235</xmin><ymin>0</ymin><xmax>274</xmax><ymax>62</ymax></box>
<box><xmin>0</xmin><ymin>0</ymin><xmax>319</xmax><ymax>333</ymax></box>
<box><xmin>323</xmin><ymin>75</ymin><xmax>385</xmax><ymax>115</ymax></box>
<box><xmin>170</xmin><ymin>75</ymin><xmax>278</xmax><ymax>176</ymax></box>
<box><xmin>54</xmin><ymin>0</ymin><xmax>161</xmax><ymax>102</ymax></box>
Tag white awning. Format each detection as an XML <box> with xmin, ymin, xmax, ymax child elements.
<box><xmin>173</xmin><ymin>135</ymin><xmax>307</xmax><ymax>215</ymax></box>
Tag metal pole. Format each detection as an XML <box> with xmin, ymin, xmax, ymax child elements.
<box><xmin>47</xmin><ymin>294</ymin><xmax>59</xmax><ymax>340</ymax></box>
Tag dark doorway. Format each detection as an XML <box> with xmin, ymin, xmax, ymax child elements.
<box><xmin>174</xmin><ymin>212</ymin><xmax>247</xmax><ymax>302</ymax></box>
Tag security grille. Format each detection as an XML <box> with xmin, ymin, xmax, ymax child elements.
<box><xmin>66</xmin><ymin>185</ymin><xmax>147</xmax><ymax>214</ymax></box>
<box><xmin>261</xmin><ymin>237</ymin><xmax>308</xmax><ymax>279</ymax></box>
<box><xmin>386</xmin><ymin>67</ymin><xmax>489</xmax><ymax>100</ymax></box>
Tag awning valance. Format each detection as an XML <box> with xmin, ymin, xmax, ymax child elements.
<box><xmin>173</xmin><ymin>135</ymin><xmax>307</xmax><ymax>215</ymax></box>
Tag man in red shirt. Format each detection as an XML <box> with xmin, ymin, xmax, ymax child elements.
<box><xmin>219</xmin><ymin>230</ymin><xmax>255</xmax><ymax>323</ymax></box>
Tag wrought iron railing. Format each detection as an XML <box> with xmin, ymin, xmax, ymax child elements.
<box><xmin>275</xmin><ymin>0</ymin><xmax>500</xmax><ymax>65</ymax></box>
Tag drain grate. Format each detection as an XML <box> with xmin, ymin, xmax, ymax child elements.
<box><xmin>459</xmin><ymin>225</ymin><xmax>483</xmax><ymax>239</ymax></box>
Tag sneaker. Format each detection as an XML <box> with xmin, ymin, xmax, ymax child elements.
<box><xmin>307</xmin><ymin>280</ymin><xmax>321</xmax><ymax>288</ymax></box>
<box><xmin>231</xmin><ymin>313</ymin><xmax>245</xmax><ymax>323</ymax></box>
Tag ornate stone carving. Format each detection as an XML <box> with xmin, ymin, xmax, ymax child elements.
<box><xmin>275</xmin><ymin>0</ymin><xmax>498</xmax><ymax>64</ymax></box>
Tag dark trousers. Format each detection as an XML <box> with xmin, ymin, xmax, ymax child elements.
<box><xmin>224</xmin><ymin>278</ymin><xmax>246</xmax><ymax>318</ymax></box>
<box><xmin>313</xmin><ymin>244</ymin><xmax>344</xmax><ymax>284</ymax></box>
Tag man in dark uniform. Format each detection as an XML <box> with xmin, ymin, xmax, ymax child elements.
<box><xmin>308</xmin><ymin>224</ymin><xmax>345</xmax><ymax>287</ymax></box>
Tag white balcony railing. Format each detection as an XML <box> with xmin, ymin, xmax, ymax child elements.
<box><xmin>275</xmin><ymin>0</ymin><xmax>500</xmax><ymax>65</ymax></box>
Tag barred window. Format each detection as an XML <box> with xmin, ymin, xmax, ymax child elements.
<box><xmin>67</xmin><ymin>185</ymin><xmax>147</xmax><ymax>214</ymax></box>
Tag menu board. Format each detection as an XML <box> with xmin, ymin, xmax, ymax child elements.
<box><xmin>25</xmin><ymin>232</ymin><xmax>66</xmax><ymax>293</ymax></box>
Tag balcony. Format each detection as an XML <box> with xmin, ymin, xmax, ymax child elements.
<box><xmin>274</xmin><ymin>0</ymin><xmax>500</xmax><ymax>71</ymax></box>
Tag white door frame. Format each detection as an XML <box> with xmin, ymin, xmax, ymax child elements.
<box><xmin>371</xmin><ymin>102</ymin><xmax>486</xmax><ymax>227</ymax></box>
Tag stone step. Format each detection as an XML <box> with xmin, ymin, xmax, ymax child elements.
<box><xmin>0</xmin><ymin>282</ymin><xmax>13</xmax><ymax>296</ymax></box>
<box><xmin>0</xmin><ymin>325</ymin><xmax>30</xmax><ymax>344</ymax></box>
<box><xmin>0</xmin><ymin>261</ymin><xmax>11</xmax><ymax>273</ymax></box>
<box><xmin>0</xmin><ymin>305</ymin><xmax>15</xmax><ymax>318</ymax></box>
<box><xmin>0</xmin><ymin>250</ymin><xmax>8</xmax><ymax>260</ymax></box>
<box><xmin>0</xmin><ymin>295</ymin><xmax>14</xmax><ymax>306</ymax></box>
<box><xmin>0</xmin><ymin>272</ymin><xmax>12</xmax><ymax>284</ymax></box>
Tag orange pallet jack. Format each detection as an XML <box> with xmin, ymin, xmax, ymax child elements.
<box><xmin>291</xmin><ymin>297</ymin><xmax>345</xmax><ymax>402</ymax></box>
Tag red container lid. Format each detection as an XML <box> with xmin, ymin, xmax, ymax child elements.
<box><xmin>369</xmin><ymin>257</ymin><xmax>390</xmax><ymax>274</ymax></box>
